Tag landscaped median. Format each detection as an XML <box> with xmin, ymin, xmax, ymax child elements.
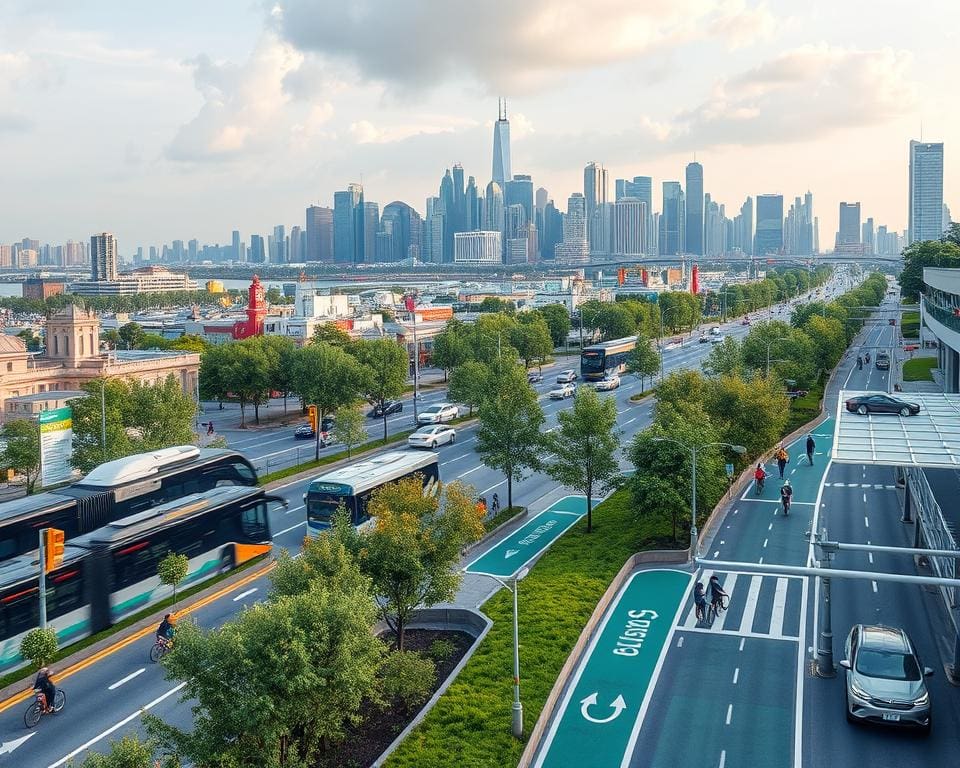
<box><xmin>902</xmin><ymin>356</ymin><xmax>936</xmax><ymax>382</ymax></box>
<box><xmin>382</xmin><ymin>490</ymin><xmax>674</xmax><ymax>767</ymax></box>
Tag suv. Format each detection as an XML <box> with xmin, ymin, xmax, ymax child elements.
<box><xmin>416</xmin><ymin>403</ymin><xmax>459</xmax><ymax>425</ymax></box>
<box><xmin>875</xmin><ymin>352</ymin><xmax>890</xmax><ymax>370</ymax></box>
<box><xmin>556</xmin><ymin>369</ymin><xmax>577</xmax><ymax>383</ymax></box>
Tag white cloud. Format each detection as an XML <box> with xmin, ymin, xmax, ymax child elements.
<box><xmin>348</xmin><ymin>114</ymin><xmax>478</xmax><ymax>145</ymax></box>
<box><xmin>272</xmin><ymin>0</ymin><xmax>776</xmax><ymax>93</ymax></box>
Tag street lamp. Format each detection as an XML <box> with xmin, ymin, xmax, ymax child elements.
<box><xmin>477</xmin><ymin>566</ymin><xmax>530</xmax><ymax>738</ymax></box>
<box><xmin>651</xmin><ymin>438</ymin><xmax>746</xmax><ymax>557</ymax></box>
<box><xmin>765</xmin><ymin>337</ymin><xmax>789</xmax><ymax>377</ymax></box>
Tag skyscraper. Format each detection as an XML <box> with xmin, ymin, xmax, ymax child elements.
<box><xmin>836</xmin><ymin>202</ymin><xmax>861</xmax><ymax>247</ymax></box>
<box><xmin>484</xmin><ymin>181</ymin><xmax>505</xmax><ymax>240</ymax></box>
<box><xmin>613</xmin><ymin>198</ymin><xmax>646</xmax><ymax>255</ymax></box>
<box><xmin>333</xmin><ymin>183</ymin><xmax>363</xmax><ymax>263</ymax></box>
<box><xmin>381</xmin><ymin>201</ymin><xmax>423</xmax><ymax>262</ymax></box>
<box><xmin>250</xmin><ymin>235</ymin><xmax>265</xmax><ymax>264</ymax></box>
<box><xmin>452</xmin><ymin>163</ymin><xmax>466</xmax><ymax>235</ymax></box>
<box><xmin>659</xmin><ymin>182</ymin><xmax>685</xmax><ymax>256</ymax></box>
<box><xmin>492</xmin><ymin>98</ymin><xmax>511</xmax><ymax>186</ymax></box>
<box><xmin>290</xmin><ymin>226</ymin><xmax>303</xmax><ymax>262</ymax></box>
<box><xmin>465</xmin><ymin>177</ymin><xmax>479</xmax><ymax>231</ymax></box>
<box><xmin>583</xmin><ymin>162</ymin><xmax>608</xmax><ymax>241</ymax></box>
<box><xmin>439</xmin><ymin>170</ymin><xmax>455</xmax><ymax>262</ymax></box>
<box><xmin>685</xmin><ymin>162</ymin><xmax>704</xmax><ymax>255</ymax></box>
<box><xmin>862</xmin><ymin>217</ymin><xmax>875</xmax><ymax>255</ymax></box>
<box><xmin>734</xmin><ymin>197</ymin><xmax>754</xmax><ymax>255</ymax></box>
<box><xmin>306</xmin><ymin>205</ymin><xmax>334</xmax><ymax>262</ymax></box>
<box><xmin>231</xmin><ymin>230</ymin><xmax>242</xmax><ymax>262</ymax></box>
<box><xmin>535</xmin><ymin>187</ymin><xmax>549</xmax><ymax>212</ymax></box>
<box><xmin>272</xmin><ymin>225</ymin><xmax>286</xmax><ymax>263</ymax></box>
<box><xmin>363</xmin><ymin>201</ymin><xmax>379</xmax><ymax>264</ymax></box>
<box><xmin>90</xmin><ymin>232</ymin><xmax>118</xmax><ymax>281</ymax></box>
<box><xmin>505</xmin><ymin>174</ymin><xmax>534</xmax><ymax>227</ymax></box>
<box><xmin>555</xmin><ymin>193</ymin><xmax>589</xmax><ymax>263</ymax></box>
<box><xmin>754</xmin><ymin>194</ymin><xmax>784</xmax><ymax>255</ymax></box>
<box><xmin>909</xmin><ymin>140</ymin><xmax>944</xmax><ymax>243</ymax></box>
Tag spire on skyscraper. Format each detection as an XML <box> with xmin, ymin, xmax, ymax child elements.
<box><xmin>492</xmin><ymin>99</ymin><xmax>512</xmax><ymax>186</ymax></box>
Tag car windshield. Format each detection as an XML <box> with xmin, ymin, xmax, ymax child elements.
<box><xmin>856</xmin><ymin>648</ymin><xmax>922</xmax><ymax>681</ymax></box>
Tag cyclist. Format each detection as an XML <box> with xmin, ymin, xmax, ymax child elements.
<box><xmin>780</xmin><ymin>479</ymin><xmax>793</xmax><ymax>515</ymax></box>
<box><xmin>754</xmin><ymin>463</ymin><xmax>767</xmax><ymax>493</ymax></box>
<box><xmin>856</xmin><ymin>355</ymin><xmax>863</xmax><ymax>370</ymax></box>
<box><xmin>694</xmin><ymin>581</ymin><xmax>707</xmax><ymax>621</ymax></box>
<box><xmin>156</xmin><ymin>613</ymin><xmax>176</xmax><ymax>647</ymax></box>
<box><xmin>708</xmin><ymin>575</ymin><xmax>728</xmax><ymax>615</ymax></box>
<box><xmin>34</xmin><ymin>667</ymin><xmax>57</xmax><ymax>714</ymax></box>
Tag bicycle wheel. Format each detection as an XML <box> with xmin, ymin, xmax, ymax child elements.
<box><xmin>52</xmin><ymin>689</ymin><xmax>65</xmax><ymax>713</ymax></box>
<box><xmin>150</xmin><ymin>642</ymin><xmax>165</xmax><ymax>663</ymax></box>
<box><xmin>24</xmin><ymin>701</ymin><xmax>42</xmax><ymax>728</ymax></box>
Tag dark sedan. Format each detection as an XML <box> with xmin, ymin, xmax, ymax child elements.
<box><xmin>294</xmin><ymin>424</ymin><xmax>315</xmax><ymax>439</ymax></box>
<box><xmin>369</xmin><ymin>400</ymin><xmax>403</xmax><ymax>418</ymax></box>
<box><xmin>845</xmin><ymin>394</ymin><xmax>920</xmax><ymax>416</ymax></box>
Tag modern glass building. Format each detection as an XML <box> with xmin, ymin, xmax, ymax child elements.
<box><xmin>754</xmin><ymin>194</ymin><xmax>784</xmax><ymax>255</ymax></box>
<box><xmin>659</xmin><ymin>182</ymin><xmax>685</xmax><ymax>256</ymax></box>
<box><xmin>685</xmin><ymin>162</ymin><xmax>704</xmax><ymax>256</ymax></box>
<box><xmin>909</xmin><ymin>140</ymin><xmax>944</xmax><ymax>244</ymax></box>
<box><xmin>492</xmin><ymin>99</ymin><xmax>511</xmax><ymax>186</ymax></box>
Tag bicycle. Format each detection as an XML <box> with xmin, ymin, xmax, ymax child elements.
<box><xmin>707</xmin><ymin>596</ymin><xmax>728</xmax><ymax>622</ymax></box>
<box><xmin>150</xmin><ymin>636</ymin><xmax>173</xmax><ymax>663</ymax></box>
<box><xmin>695</xmin><ymin>599</ymin><xmax>707</xmax><ymax>622</ymax></box>
<box><xmin>24</xmin><ymin>687</ymin><xmax>65</xmax><ymax>728</ymax></box>
<box><xmin>781</xmin><ymin>496</ymin><xmax>791</xmax><ymax>516</ymax></box>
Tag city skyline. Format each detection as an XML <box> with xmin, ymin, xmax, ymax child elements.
<box><xmin>1</xmin><ymin>1</ymin><xmax>957</xmax><ymax>247</ymax></box>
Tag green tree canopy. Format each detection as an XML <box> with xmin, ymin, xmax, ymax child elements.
<box><xmin>701</xmin><ymin>336</ymin><xmax>743</xmax><ymax>378</ymax></box>
<box><xmin>899</xmin><ymin>239</ymin><xmax>960</xmax><ymax>300</ymax></box>
<box><xmin>292</xmin><ymin>342</ymin><xmax>365</xmax><ymax>458</ymax></box>
<box><xmin>535</xmin><ymin>303</ymin><xmax>572</xmax><ymax>347</ymax></box>
<box><xmin>626</xmin><ymin>335</ymin><xmax>660</xmax><ymax>388</ymax></box>
<box><xmin>447</xmin><ymin>359</ymin><xmax>490</xmax><ymax>416</ymax></box>
<box><xmin>0</xmin><ymin>418</ymin><xmax>41</xmax><ymax>493</ymax></box>
<box><xmin>430</xmin><ymin>318</ymin><xmax>472</xmax><ymax>378</ymax></box>
<box><xmin>332</xmin><ymin>404</ymin><xmax>368</xmax><ymax>458</ymax></box>
<box><xmin>311</xmin><ymin>322</ymin><xmax>353</xmax><ymax>348</ymax></box>
<box><xmin>118</xmin><ymin>322</ymin><xmax>145</xmax><ymax>350</ymax></box>
<box><xmin>351</xmin><ymin>338</ymin><xmax>408</xmax><ymax>440</ymax></box>
<box><xmin>510</xmin><ymin>316</ymin><xmax>554</xmax><ymax>370</ymax></box>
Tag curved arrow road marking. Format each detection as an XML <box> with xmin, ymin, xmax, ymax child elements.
<box><xmin>505</xmin><ymin>549</ymin><xmax>520</xmax><ymax>559</ymax></box>
<box><xmin>580</xmin><ymin>692</ymin><xmax>627</xmax><ymax>724</ymax></box>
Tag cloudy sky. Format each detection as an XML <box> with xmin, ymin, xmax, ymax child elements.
<box><xmin>2</xmin><ymin>0</ymin><xmax>957</xmax><ymax>251</ymax></box>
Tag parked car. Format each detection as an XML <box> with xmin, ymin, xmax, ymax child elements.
<box><xmin>369</xmin><ymin>399</ymin><xmax>403</xmax><ymax>418</ymax></box>
<box><xmin>844</xmin><ymin>394</ymin><xmax>920</xmax><ymax>416</ymax></box>
<box><xmin>841</xmin><ymin>624</ymin><xmax>933</xmax><ymax>732</ymax></box>
<box><xmin>549</xmin><ymin>382</ymin><xmax>577</xmax><ymax>399</ymax></box>
<box><xmin>407</xmin><ymin>424</ymin><xmax>456</xmax><ymax>449</ymax></box>
<box><xmin>416</xmin><ymin>403</ymin><xmax>459</xmax><ymax>425</ymax></box>
<box><xmin>320</xmin><ymin>414</ymin><xmax>335</xmax><ymax>432</ymax></box>
<box><xmin>527</xmin><ymin>371</ymin><xmax>544</xmax><ymax>384</ymax></box>
<box><xmin>875</xmin><ymin>352</ymin><xmax>891</xmax><ymax>370</ymax></box>
<box><xmin>593</xmin><ymin>374</ymin><xmax>620</xmax><ymax>391</ymax></box>
<box><xmin>556</xmin><ymin>369</ymin><xmax>577</xmax><ymax>383</ymax></box>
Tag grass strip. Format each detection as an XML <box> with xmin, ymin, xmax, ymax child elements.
<box><xmin>482</xmin><ymin>505</ymin><xmax>524</xmax><ymax>534</ymax></box>
<box><xmin>0</xmin><ymin>555</ymin><xmax>267</xmax><ymax>692</ymax></box>
<box><xmin>384</xmin><ymin>490</ymin><xmax>672</xmax><ymax>767</ymax></box>
<box><xmin>783</xmin><ymin>377</ymin><xmax>825</xmax><ymax>437</ymax></box>
<box><xmin>900</xmin><ymin>310</ymin><xmax>920</xmax><ymax>339</ymax></box>
<box><xmin>902</xmin><ymin>357</ymin><xmax>937</xmax><ymax>382</ymax></box>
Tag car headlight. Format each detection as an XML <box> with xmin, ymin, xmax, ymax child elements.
<box><xmin>911</xmin><ymin>691</ymin><xmax>929</xmax><ymax>707</ymax></box>
<box><xmin>849</xmin><ymin>680</ymin><xmax>870</xmax><ymax>701</ymax></box>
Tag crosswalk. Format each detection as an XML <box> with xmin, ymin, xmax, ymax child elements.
<box><xmin>680</xmin><ymin>570</ymin><xmax>803</xmax><ymax>641</ymax></box>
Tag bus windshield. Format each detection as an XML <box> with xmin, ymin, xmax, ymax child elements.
<box><xmin>581</xmin><ymin>351</ymin><xmax>604</xmax><ymax>371</ymax></box>
<box><xmin>306</xmin><ymin>491</ymin><xmax>352</xmax><ymax>528</ymax></box>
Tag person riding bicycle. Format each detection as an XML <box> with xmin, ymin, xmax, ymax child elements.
<box><xmin>694</xmin><ymin>581</ymin><xmax>707</xmax><ymax>620</ymax></box>
<box><xmin>780</xmin><ymin>479</ymin><xmax>793</xmax><ymax>515</ymax></box>
<box><xmin>708</xmin><ymin>575</ymin><xmax>728</xmax><ymax>613</ymax></box>
<box><xmin>157</xmin><ymin>613</ymin><xmax>176</xmax><ymax>646</ymax></box>
<box><xmin>856</xmin><ymin>355</ymin><xmax>863</xmax><ymax>370</ymax></box>
<box><xmin>754</xmin><ymin>463</ymin><xmax>767</xmax><ymax>491</ymax></box>
<box><xmin>34</xmin><ymin>667</ymin><xmax>57</xmax><ymax>714</ymax></box>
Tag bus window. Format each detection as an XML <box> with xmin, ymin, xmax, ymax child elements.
<box><xmin>47</xmin><ymin>569</ymin><xmax>85</xmax><ymax>620</ymax></box>
<box><xmin>1</xmin><ymin>585</ymin><xmax>39</xmax><ymax>638</ymax></box>
<box><xmin>241</xmin><ymin>503</ymin><xmax>269</xmax><ymax>540</ymax></box>
<box><xmin>0</xmin><ymin>537</ymin><xmax>16</xmax><ymax>561</ymax></box>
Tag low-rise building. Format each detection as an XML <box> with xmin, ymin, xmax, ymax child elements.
<box><xmin>70</xmin><ymin>266</ymin><xmax>198</xmax><ymax>296</ymax></box>
<box><xmin>23</xmin><ymin>278</ymin><xmax>67</xmax><ymax>300</ymax></box>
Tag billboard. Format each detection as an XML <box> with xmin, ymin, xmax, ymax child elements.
<box><xmin>39</xmin><ymin>406</ymin><xmax>74</xmax><ymax>487</ymax></box>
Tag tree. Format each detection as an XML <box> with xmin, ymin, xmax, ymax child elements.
<box><xmin>701</xmin><ymin>336</ymin><xmax>743</xmax><ymax>378</ymax></box>
<box><xmin>16</xmin><ymin>328</ymin><xmax>40</xmax><ymax>351</ymax></box>
<box><xmin>899</xmin><ymin>239</ymin><xmax>960</xmax><ymax>300</ymax></box>
<box><xmin>202</xmin><ymin>339</ymin><xmax>273</xmax><ymax>427</ymax></box>
<box><xmin>332</xmin><ymin>405</ymin><xmax>367</xmax><ymax>458</ymax></box>
<box><xmin>430</xmin><ymin>320</ymin><xmax>472</xmax><ymax>380</ymax></box>
<box><xmin>380</xmin><ymin>651</ymin><xmax>435</xmax><ymax>713</ymax></box>
<box><xmin>803</xmin><ymin>315</ymin><xmax>847</xmax><ymax>372</ymax></box>
<box><xmin>101</xmin><ymin>328</ymin><xmax>121</xmax><ymax>350</ymax></box>
<box><xmin>261</xmin><ymin>335</ymin><xmax>297</xmax><ymax>413</ymax></box>
<box><xmin>543</xmin><ymin>387</ymin><xmax>621</xmax><ymax>533</ymax></box>
<box><xmin>943</xmin><ymin>222</ymin><xmax>960</xmax><ymax>246</ymax></box>
<box><xmin>537</xmin><ymin>303</ymin><xmax>572</xmax><ymax>348</ymax></box>
<box><xmin>147</xmin><ymin>582</ymin><xmax>384</xmax><ymax>766</ymax></box>
<box><xmin>655</xmin><ymin>370</ymin><xmax>707</xmax><ymax>416</ymax></box>
<box><xmin>511</xmin><ymin>316</ymin><xmax>554</xmax><ymax>370</ymax></box>
<box><xmin>351</xmin><ymin>338</ymin><xmax>408</xmax><ymax>440</ymax></box>
<box><xmin>128</xmin><ymin>376</ymin><xmax>198</xmax><ymax>449</ymax></box>
<box><xmin>158</xmin><ymin>552</ymin><xmax>189</xmax><ymax>607</ymax></box>
<box><xmin>470</xmin><ymin>314</ymin><xmax>520</xmax><ymax>365</ymax></box>
<box><xmin>447</xmin><ymin>360</ymin><xmax>490</xmax><ymax>416</ymax></box>
<box><xmin>477</xmin><ymin>296</ymin><xmax>514</xmax><ymax>313</ymax></box>
<box><xmin>168</xmin><ymin>334</ymin><xmax>208</xmax><ymax>354</ymax></box>
<box><xmin>117</xmin><ymin>322</ymin><xmax>145</xmax><ymax>350</ymax></box>
<box><xmin>20</xmin><ymin>627</ymin><xmax>58</xmax><ymax>668</ymax></box>
<box><xmin>292</xmin><ymin>343</ymin><xmax>365</xmax><ymax>460</ymax></box>
<box><xmin>354</xmin><ymin>478</ymin><xmax>483</xmax><ymax>649</ymax></box>
<box><xmin>626</xmin><ymin>335</ymin><xmax>660</xmax><ymax>389</ymax></box>
<box><xmin>594</xmin><ymin>302</ymin><xmax>636</xmax><ymax>341</ymax></box>
<box><xmin>73</xmin><ymin>735</ymin><xmax>174</xmax><ymax>768</ymax></box>
<box><xmin>476</xmin><ymin>362</ymin><xmax>544</xmax><ymax>511</ymax></box>
<box><xmin>311</xmin><ymin>321</ymin><xmax>353</xmax><ymax>348</ymax></box>
<box><xmin>0</xmin><ymin>419</ymin><xmax>41</xmax><ymax>492</ymax></box>
<box><xmin>704</xmin><ymin>374</ymin><xmax>789</xmax><ymax>459</ymax></box>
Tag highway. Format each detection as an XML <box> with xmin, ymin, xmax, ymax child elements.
<box><xmin>0</xmin><ymin>279</ymin><xmax>851</xmax><ymax>765</ymax></box>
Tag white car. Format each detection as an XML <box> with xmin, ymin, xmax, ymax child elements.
<box><xmin>549</xmin><ymin>383</ymin><xmax>577</xmax><ymax>399</ymax></box>
<box><xmin>593</xmin><ymin>374</ymin><xmax>620</xmax><ymax>391</ymax></box>
<box><xmin>556</xmin><ymin>369</ymin><xmax>577</xmax><ymax>383</ymax></box>
<box><xmin>416</xmin><ymin>403</ymin><xmax>459</xmax><ymax>424</ymax></box>
<box><xmin>408</xmin><ymin>424</ymin><xmax>456</xmax><ymax>449</ymax></box>
<box><xmin>710</xmin><ymin>335</ymin><xmax>724</xmax><ymax>344</ymax></box>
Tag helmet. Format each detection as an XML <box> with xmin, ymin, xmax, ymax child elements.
<box><xmin>784</xmin><ymin>479</ymin><xmax>791</xmax><ymax>486</ymax></box>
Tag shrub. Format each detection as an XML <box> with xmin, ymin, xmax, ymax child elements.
<box><xmin>20</xmin><ymin>627</ymin><xmax>58</xmax><ymax>668</ymax></box>
<box><xmin>428</xmin><ymin>638</ymin><xmax>456</xmax><ymax>664</ymax></box>
<box><xmin>380</xmin><ymin>650</ymin><xmax>436</xmax><ymax>712</ymax></box>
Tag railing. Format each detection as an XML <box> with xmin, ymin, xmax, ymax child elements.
<box><xmin>923</xmin><ymin>295</ymin><xmax>960</xmax><ymax>335</ymax></box>
<box><xmin>907</xmin><ymin>466</ymin><xmax>958</xmax><ymax>612</ymax></box>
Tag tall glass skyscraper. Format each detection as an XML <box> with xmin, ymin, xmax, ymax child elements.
<box><xmin>333</xmin><ymin>183</ymin><xmax>363</xmax><ymax>263</ymax></box>
<box><xmin>909</xmin><ymin>140</ymin><xmax>944</xmax><ymax>243</ymax></box>
<box><xmin>492</xmin><ymin>99</ymin><xmax>511</xmax><ymax>186</ymax></box>
<box><xmin>685</xmin><ymin>162</ymin><xmax>704</xmax><ymax>256</ymax></box>
<box><xmin>659</xmin><ymin>182</ymin><xmax>685</xmax><ymax>256</ymax></box>
<box><xmin>754</xmin><ymin>194</ymin><xmax>784</xmax><ymax>255</ymax></box>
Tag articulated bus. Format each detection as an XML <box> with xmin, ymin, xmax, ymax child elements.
<box><xmin>580</xmin><ymin>336</ymin><xmax>638</xmax><ymax>381</ymax></box>
<box><xmin>304</xmin><ymin>451</ymin><xmax>440</xmax><ymax>535</ymax></box>
<box><xmin>0</xmin><ymin>485</ymin><xmax>284</xmax><ymax>672</ymax></box>
<box><xmin>0</xmin><ymin>445</ymin><xmax>258</xmax><ymax>562</ymax></box>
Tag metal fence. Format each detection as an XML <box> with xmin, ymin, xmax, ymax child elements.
<box><xmin>907</xmin><ymin>466</ymin><xmax>958</xmax><ymax>616</ymax></box>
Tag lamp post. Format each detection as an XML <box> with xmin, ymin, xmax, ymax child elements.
<box><xmin>765</xmin><ymin>337</ymin><xmax>789</xmax><ymax>377</ymax></box>
<box><xmin>652</xmin><ymin>439</ymin><xmax>746</xmax><ymax>557</ymax></box>
<box><xmin>477</xmin><ymin>567</ymin><xmax>529</xmax><ymax>738</ymax></box>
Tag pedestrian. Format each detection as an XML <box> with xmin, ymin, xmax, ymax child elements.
<box><xmin>207</xmin><ymin>421</ymin><xmax>214</xmax><ymax>436</ymax></box>
<box><xmin>775</xmin><ymin>445</ymin><xmax>789</xmax><ymax>479</ymax></box>
<box><xmin>694</xmin><ymin>581</ymin><xmax>707</xmax><ymax>622</ymax></box>
<box><xmin>492</xmin><ymin>493</ymin><xmax>500</xmax><ymax>514</ymax></box>
<box><xmin>806</xmin><ymin>434</ymin><xmax>815</xmax><ymax>466</ymax></box>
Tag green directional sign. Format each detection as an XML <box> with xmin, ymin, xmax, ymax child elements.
<box><xmin>535</xmin><ymin>569</ymin><xmax>692</xmax><ymax>768</ymax></box>
<box><xmin>465</xmin><ymin>496</ymin><xmax>586</xmax><ymax>579</ymax></box>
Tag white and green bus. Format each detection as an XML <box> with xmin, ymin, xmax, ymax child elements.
<box><xmin>304</xmin><ymin>451</ymin><xmax>440</xmax><ymax>535</ymax></box>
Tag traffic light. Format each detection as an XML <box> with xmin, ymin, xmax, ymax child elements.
<box><xmin>44</xmin><ymin>528</ymin><xmax>65</xmax><ymax>574</ymax></box>
<box><xmin>307</xmin><ymin>404</ymin><xmax>318</xmax><ymax>432</ymax></box>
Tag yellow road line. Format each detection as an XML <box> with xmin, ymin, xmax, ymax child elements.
<box><xmin>0</xmin><ymin>561</ymin><xmax>276</xmax><ymax>714</ymax></box>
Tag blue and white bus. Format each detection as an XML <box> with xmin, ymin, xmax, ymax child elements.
<box><xmin>580</xmin><ymin>336</ymin><xmax>638</xmax><ymax>381</ymax></box>
<box><xmin>0</xmin><ymin>485</ymin><xmax>284</xmax><ymax>672</ymax></box>
<box><xmin>304</xmin><ymin>451</ymin><xmax>440</xmax><ymax>535</ymax></box>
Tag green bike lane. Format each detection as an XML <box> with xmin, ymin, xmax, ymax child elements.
<box><xmin>464</xmin><ymin>495</ymin><xmax>587</xmax><ymax>579</ymax></box>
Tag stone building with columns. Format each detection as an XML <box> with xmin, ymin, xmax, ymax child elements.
<box><xmin>0</xmin><ymin>305</ymin><xmax>200</xmax><ymax>420</ymax></box>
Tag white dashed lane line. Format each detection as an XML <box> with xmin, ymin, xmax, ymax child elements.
<box><xmin>108</xmin><ymin>668</ymin><xmax>145</xmax><ymax>691</ymax></box>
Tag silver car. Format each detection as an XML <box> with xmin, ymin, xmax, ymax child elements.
<box><xmin>841</xmin><ymin>624</ymin><xmax>933</xmax><ymax>733</ymax></box>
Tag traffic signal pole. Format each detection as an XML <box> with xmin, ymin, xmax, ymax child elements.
<box><xmin>38</xmin><ymin>528</ymin><xmax>47</xmax><ymax>629</ymax></box>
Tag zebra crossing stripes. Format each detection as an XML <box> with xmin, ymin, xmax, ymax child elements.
<box><xmin>682</xmin><ymin>571</ymin><xmax>801</xmax><ymax>641</ymax></box>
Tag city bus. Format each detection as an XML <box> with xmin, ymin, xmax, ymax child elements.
<box><xmin>0</xmin><ymin>484</ymin><xmax>284</xmax><ymax>672</ymax></box>
<box><xmin>0</xmin><ymin>445</ymin><xmax>258</xmax><ymax>562</ymax></box>
<box><xmin>304</xmin><ymin>451</ymin><xmax>440</xmax><ymax>535</ymax></box>
<box><xmin>580</xmin><ymin>336</ymin><xmax>638</xmax><ymax>381</ymax></box>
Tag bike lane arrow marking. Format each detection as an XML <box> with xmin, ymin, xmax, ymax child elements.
<box><xmin>580</xmin><ymin>693</ymin><xmax>627</xmax><ymax>724</ymax></box>
<box><xmin>505</xmin><ymin>549</ymin><xmax>520</xmax><ymax>559</ymax></box>
<box><xmin>0</xmin><ymin>733</ymin><xmax>35</xmax><ymax>754</ymax></box>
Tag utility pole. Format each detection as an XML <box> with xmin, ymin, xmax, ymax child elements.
<box><xmin>38</xmin><ymin>529</ymin><xmax>47</xmax><ymax>629</ymax></box>
<box><xmin>811</xmin><ymin>528</ymin><xmax>837</xmax><ymax>677</ymax></box>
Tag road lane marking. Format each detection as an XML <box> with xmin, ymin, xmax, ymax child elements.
<box><xmin>107</xmin><ymin>668</ymin><xmax>145</xmax><ymax>690</ymax></box>
<box><xmin>458</xmin><ymin>466</ymin><xmax>483</xmax><ymax>478</ymax></box>
<box><xmin>717</xmin><ymin>574</ymin><xmax>739</xmax><ymax>631</ymax></box>
<box><xmin>872</xmin><ymin>581</ymin><xmax>878</xmax><ymax>593</ymax></box>
<box><xmin>864</xmin><ymin>516</ymin><xmax>869</xmax><ymax>528</ymax></box>
<box><xmin>49</xmin><ymin>682</ymin><xmax>187</xmax><ymax>768</ymax></box>
<box><xmin>623</xmin><ymin>417</ymin><xmax>637</xmax><ymax>426</ymax></box>
<box><xmin>725</xmin><ymin>704</ymin><xmax>733</xmax><ymax>725</ymax></box>
<box><xmin>770</xmin><ymin>578</ymin><xmax>789</xmax><ymax>638</ymax></box>
<box><xmin>233</xmin><ymin>587</ymin><xmax>258</xmax><ymax>602</ymax></box>
<box><xmin>732</xmin><ymin>668</ymin><xmax>739</xmax><ymax>685</ymax></box>
<box><xmin>276</xmin><ymin>521</ymin><xmax>306</xmax><ymax>537</ymax></box>
<box><xmin>739</xmin><ymin>576</ymin><xmax>764</xmax><ymax>637</ymax></box>
<box><xmin>442</xmin><ymin>453</ymin><xmax>472</xmax><ymax>465</ymax></box>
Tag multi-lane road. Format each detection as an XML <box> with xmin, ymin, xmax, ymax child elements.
<box><xmin>0</xmin><ymin>278</ymin><xmax>857</xmax><ymax>765</ymax></box>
